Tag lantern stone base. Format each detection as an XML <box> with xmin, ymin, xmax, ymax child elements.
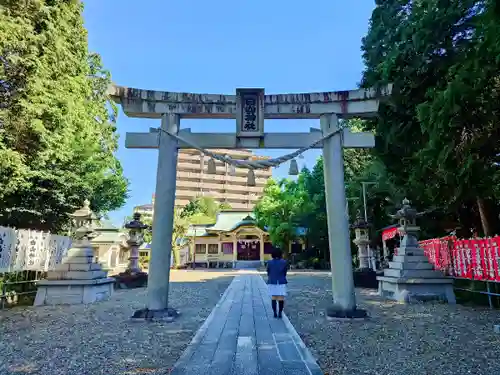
<box><xmin>377</xmin><ymin>276</ymin><xmax>455</xmax><ymax>303</ymax></box>
<box><xmin>34</xmin><ymin>278</ymin><xmax>114</xmax><ymax>306</ymax></box>
<box><xmin>377</xmin><ymin>245</ymin><xmax>456</xmax><ymax>304</ymax></box>
<box><xmin>114</xmin><ymin>270</ymin><xmax>148</xmax><ymax>289</ymax></box>
<box><xmin>131</xmin><ymin>307</ymin><xmax>180</xmax><ymax>322</ymax></box>
<box><xmin>326</xmin><ymin>305</ymin><xmax>368</xmax><ymax>320</ymax></box>
<box><xmin>353</xmin><ymin>269</ymin><xmax>378</xmax><ymax>289</ymax></box>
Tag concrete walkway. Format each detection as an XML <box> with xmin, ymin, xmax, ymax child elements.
<box><xmin>170</xmin><ymin>274</ymin><xmax>323</xmax><ymax>375</ymax></box>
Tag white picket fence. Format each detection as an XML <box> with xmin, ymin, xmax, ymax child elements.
<box><xmin>0</xmin><ymin>226</ymin><xmax>71</xmax><ymax>273</ymax></box>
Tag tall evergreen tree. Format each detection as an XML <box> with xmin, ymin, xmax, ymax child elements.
<box><xmin>0</xmin><ymin>0</ymin><xmax>128</xmax><ymax>231</ymax></box>
<box><xmin>361</xmin><ymin>0</ymin><xmax>500</xmax><ymax>236</ymax></box>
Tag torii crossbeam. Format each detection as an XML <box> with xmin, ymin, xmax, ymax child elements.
<box><xmin>109</xmin><ymin>85</ymin><xmax>392</xmax><ymax>320</ymax></box>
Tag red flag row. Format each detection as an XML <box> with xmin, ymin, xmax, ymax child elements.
<box><xmin>419</xmin><ymin>236</ymin><xmax>500</xmax><ymax>282</ymax></box>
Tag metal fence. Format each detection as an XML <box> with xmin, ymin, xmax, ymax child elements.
<box><xmin>0</xmin><ymin>270</ymin><xmax>47</xmax><ymax>309</ymax></box>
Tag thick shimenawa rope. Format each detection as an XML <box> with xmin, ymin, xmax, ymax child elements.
<box><xmin>159</xmin><ymin>127</ymin><xmax>344</xmax><ymax>170</ymax></box>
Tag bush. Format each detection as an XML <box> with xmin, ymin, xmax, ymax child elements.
<box><xmin>0</xmin><ymin>271</ymin><xmax>45</xmax><ymax>308</ymax></box>
<box><xmin>139</xmin><ymin>255</ymin><xmax>150</xmax><ymax>269</ymax></box>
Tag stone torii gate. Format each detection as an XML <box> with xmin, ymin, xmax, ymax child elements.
<box><xmin>109</xmin><ymin>85</ymin><xmax>391</xmax><ymax>320</ymax></box>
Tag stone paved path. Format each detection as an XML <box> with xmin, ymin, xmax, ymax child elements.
<box><xmin>170</xmin><ymin>274</ymin><xmax>323</xmax><ymax>375</ymax></box>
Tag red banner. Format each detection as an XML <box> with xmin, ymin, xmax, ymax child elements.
<box><xmin>382</xmin><ymin>227</ymin><xmax>398</xmax><ymax>241</ymax></box>
<box><xmin>419</xmin><ymin>236</ymin><xmax>500</xmax><ymax>281</ymax></box>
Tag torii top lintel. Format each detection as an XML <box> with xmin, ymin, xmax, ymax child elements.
<box><xmin>108</xmin><ymin>84</ymin><xmax>392</xmax><ymax>120</ymax></box>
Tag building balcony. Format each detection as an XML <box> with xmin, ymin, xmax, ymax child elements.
<box><xmin>175</xmin><ymin>189</ymin><xmax>260</xmax><ymax>203</ymax></box>
<box><xmin>177</xmin><ymin>167</ymin><xmax>272</xmax><ymax>181</ymax></box>
<box><xmin>177</xmin><ymin>171</ymin><xmax>267</xmax><ymax>190</ymax></box>
<box><xmin>176</xmin><ymin>179</ymin><xmax>265</xmax><ymax>194</ymax></box>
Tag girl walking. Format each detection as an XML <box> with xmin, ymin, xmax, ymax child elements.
<box><xmin>266</xmin><ymin>249</ymin><xmax>288</xmax><ymax>318</ymax></box>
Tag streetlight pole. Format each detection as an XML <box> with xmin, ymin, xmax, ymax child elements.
<box><xmin>361</xmin><ymin>182</ymin><xmax>376</xmax><ymax>222</ymax></box>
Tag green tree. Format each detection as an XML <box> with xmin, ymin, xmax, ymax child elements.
<box><xmin>361</xmin><ymin>0</ymin><xmax>500</xmax><ymax>237</ymax></box>
<box><xmin>180</xmin><ymin>196</ymin><xmax>232</xmax><ymax>224</ymax></box>
<box><xmin>171</xmin><ymin>208</ymin><xmax>190</xmax><ymax>266</ymax></box>
<box><xmin>254</xmin><ymin>178</ymin><xmax>309</xmax><ymax>257</ymax></box>
<box><xmin>0</xmin><ymin>0</ymin><xmax>128</xmax><ymax>232</ymax></box>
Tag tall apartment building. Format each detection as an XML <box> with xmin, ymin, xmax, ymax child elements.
<box><xmin>133</xmin><ymin>194</ymin><xmax>154</xmax><ymax>219</ymax></box>
<box><xmin>175</xmin><ymin>149</ymin><xmax>272</xmax><ymax>210</ymax></box>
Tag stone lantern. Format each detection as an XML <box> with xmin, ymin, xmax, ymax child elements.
<box><xmin>351</xmin><ymin>211</ymin><xmax>370</xmax><ymax>270</ymax></box>
<box><xmin>68</xmin><ymin>199</ymin><xmax>99</xmax><ymax>241</ymax></box>
<box><xmin>34</xmin><ymin>200</ymin><xmax>115</xmax><ymax>306</ymax></box>
<box><xmin>125</xmin><ymin>212</ymin><xmax>149</xmax><ymax>272</ymax></box>
<box><xmin>351</xmin><ymin>211</ymin><xmax>377</xmax><ymax>289</ymax></box>
<box><xmin>394</xmin><ymin>197</ymin><xmax>420</xmax><ymax>248</ymax></box>
<box><xmin>114</xmin><ymin>212</ymin><xmax>149</xmax><ymax>289</ymax></box>
<box><xmin>376</xmin><ymin>198</ymin><xmax>456</xmax><ymax>304</ymax></box>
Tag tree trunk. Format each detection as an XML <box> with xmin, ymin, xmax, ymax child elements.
<box><xmin>477</xmin><ymin>197</ymin><xmax>491</xmax><ymax>237</ymax></box>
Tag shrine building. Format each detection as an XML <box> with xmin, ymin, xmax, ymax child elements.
<box><xmin>185</xmin><ymin>211</ymin><xmax>300</xmax><ymax>268</ymax></box>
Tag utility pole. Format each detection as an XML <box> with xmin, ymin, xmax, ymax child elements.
<box><xmin>361</xmin><ymin>182</ymin><xmax>377</xmax><ymax>270</ymax></box>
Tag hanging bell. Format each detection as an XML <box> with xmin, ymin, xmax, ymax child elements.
<box><xmin>207</xmin><ymin>158</ymin><xmax>216</xmax><ymax>174</ymax></box>
<box><xmin>247</xmin><ymin>169</ymin><xmax>256</xmax><ymax>186</ymax></box>
<box><xmin>288</xmin><ymin>159</ymin><xmax>299</xmax><ymax>176</ymax></box>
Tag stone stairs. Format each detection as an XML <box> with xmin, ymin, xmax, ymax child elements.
<box><xmin>234</xmin><ymin>260</ymin><xmax>261</xmax><ymax>269</ymax></box>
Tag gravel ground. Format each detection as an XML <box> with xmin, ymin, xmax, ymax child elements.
<box><xmin>284</xmin><ymin>272</ymin><xmax>500</xmax><ymax>375</ymax></box>
<box><xmin>0</xmin><ymin>270</ymin><xmax>234</xmax><ymax>375</ymax></box>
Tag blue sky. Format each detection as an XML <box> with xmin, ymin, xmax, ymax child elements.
<box><xmin>82</xmin><ymin>0</ymin><xmax>375</xmax><ymax>225</ymax></box>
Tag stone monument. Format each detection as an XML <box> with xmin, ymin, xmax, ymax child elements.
<box><xmin>351</xmin><ymin>211</ymin><xmax>377</xmax><ymax>289</ymax></box>
<box><xmin>34</xmin><ymin>201</ymin><xmax>115</xmax><ymax>306</ymax></box>
<box><xmin>114</xmin><ymin>212</ymin><xmax>149</xmax><ymax>289</ymax></box>
<box><xmin>377</xmin><ymin>199</ymin><xmax>456</xmax><ymax>303</ymax></box>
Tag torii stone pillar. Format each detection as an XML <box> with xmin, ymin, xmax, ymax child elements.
<box><xmin>321</xmin><ymin>113</ymin><xmax>357</xmax><ymax>313</ymax></box>
<box><xmin>109</xmin><ymin>84</ymin><xmax>391</xmax><ymax>321</ymax></box>
<box><xmin>131</xmin><ymin>114</ymin><xmax>181</xmax><ymax>320</ymax></box>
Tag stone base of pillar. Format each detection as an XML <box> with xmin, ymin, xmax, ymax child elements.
<box><xmin>353</xmin><ymin>268</ymin><xmax>378</xmax><ymax>289</ymax></box>
<box><xmin>131</xmin><ymin>307</ymin><xmax>180</xmax><ymax>322</ymax></box>
<box><xmin>114</xmin><ymin>270</ymin><xmax>148</xmax><ymax>289</ymax></box>
<box><xmin>326</xmin><ymin>305</ymin><xmax>368</xmax><ymax>321</ymax></box>
<box><xmin>377</xmin><ymin>243</ymin><xmax>456</xmax><ymax>304</ymax></box>
<box><xmin>34</xmin><ymin>245</ymin><xmax>114</xmax><ymax>306</ymax></box>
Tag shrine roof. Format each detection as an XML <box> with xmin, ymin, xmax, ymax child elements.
<box><xmin>185</xmin><ymin>224</ymin><xmax>212</xmax><ymax>237</ymax></box>
<box><xmin>378</xmin><ymin>224</ymin><xmax>398</xmax><ymax>233</ymax></box>
<box><xmin>91</xmin><ymin>231</ymin><xmax>126</xmax><ymax>244</ymax></box>
<box><xmin>95</xmin><ymin>221</ymin><xmax>119</xmax><ymax>232</ymax></box>
<box><xmin>207</xmin><ymin>211</ymin><xmax>258</xmax><ymax>232</ymax></box>
<box><xmin>139</xmin><ymin>242</ymin><xmax>151</xmax><ymax>250</ymax></box>
<box><xmin>183</xmin><ymin>211</ymin><xmax>263</xmax><ymax>237</ymax></box>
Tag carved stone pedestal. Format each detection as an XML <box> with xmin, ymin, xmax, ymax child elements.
<box><xmin>114</xmin><ymin>270</ymin><xmax>148</xmax><ymax>289</ymax></box>
<box><xmin>34</xmin><ymin>246</ymin><xmax>114</xmax><ymax>306</ymax></box>
<box><xmin>353</xmin><ymin>269</ymin><xmax>378</xmax><ymax>289</ymax></box>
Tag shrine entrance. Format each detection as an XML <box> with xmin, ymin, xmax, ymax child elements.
<box><xmin>110</xmin><ymin>83</ymin><xmax>391</xmax><ymax>320</ymax></box>
<box><xmin>237</xmin><ymin>237</ymin><xmax>260</xmax><ymax>261</ymax></box>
